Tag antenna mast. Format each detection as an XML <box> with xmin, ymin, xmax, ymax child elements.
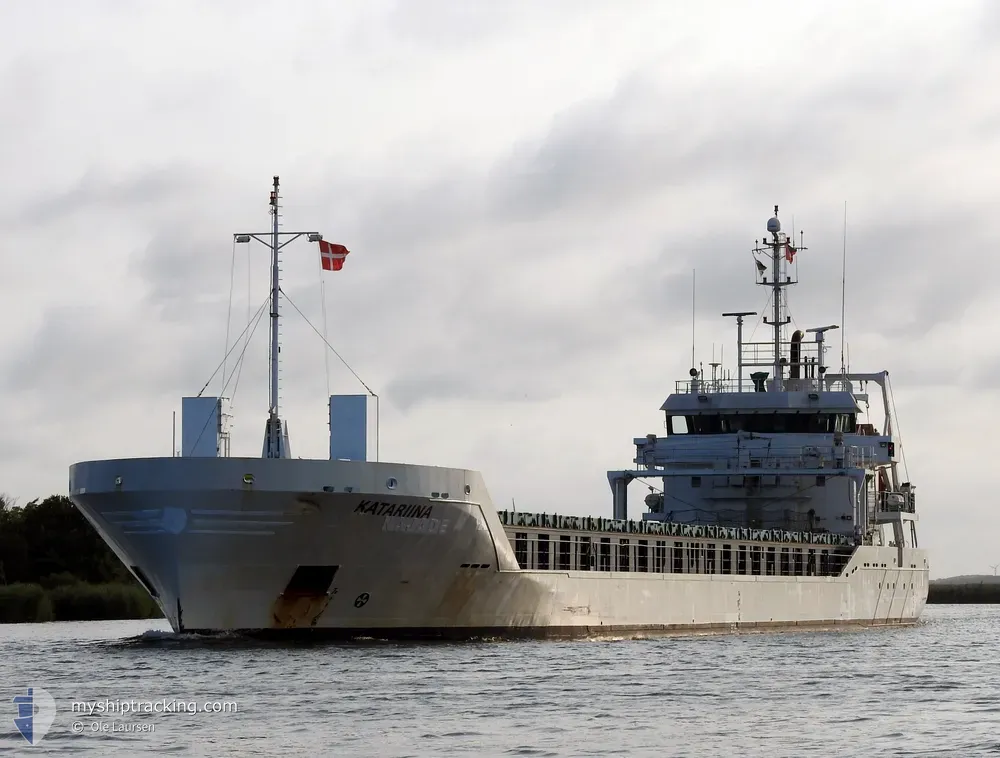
<box><xmin>754</xmin><ymin>206</ymin><xmax>795</xmax><ymax>391</ymax></box>
<box><xmin>723</xmin><ymin>311</ymin><xmax>756</xmax><ymax>392</ymax></box>
<box><xmin>234</xmin><ymin>177</ymin><xmax>326</xmax><ymax>459</ymax></box>
<box><xmin>840</xmin><ymin>200</ymin><xmax>847</xmax><ymax>374</ymax></box>
<box><xmin>691</xmin><ymin>269</ymin><xmax>696</xmax><ymax>370</ymax></box>
<box><xmin>269</xmin><ymin>177</ymin><xmax>281</xmax><ymax>427</ymax></box>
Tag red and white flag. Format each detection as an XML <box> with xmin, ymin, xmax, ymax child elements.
<box><xmin>319</xmin><ymin>240</ymin><xmax>350</xmax><ymax>271</ymax></box>
<box><xmin>784</xmin><ymin>242</ymin><xmax>797</xmax><ymax>263</ymax></box>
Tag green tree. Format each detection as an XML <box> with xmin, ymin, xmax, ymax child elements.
<box><xmin>0</xmin><ymin>495</ymin><xmax>132</xmax><ymax>586</ymax></box>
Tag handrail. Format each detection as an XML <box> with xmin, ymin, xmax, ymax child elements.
<box><xmin>496</xmin><ymin>510</ymin><xmax>854</xmax><ymax>546</ymax></box>
<box><xmin>636</xmin><ymin>444</ymin><xmax>877</xmax><ymax>470</ymax></box>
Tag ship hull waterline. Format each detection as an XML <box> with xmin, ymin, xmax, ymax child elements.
<box><xmin>68</xmin><ymin>457</ymin><xmax>929</xmax><ymax>640</ymax></box>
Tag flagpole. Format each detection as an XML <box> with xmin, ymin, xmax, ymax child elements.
<box><xmin>319</xmin><ymin>258</ymin><xmax>331</xmax><ymax>400</ymax></box>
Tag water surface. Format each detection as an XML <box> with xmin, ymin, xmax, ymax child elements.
<box><xmin>0</xmin><ymin>605</ymin><xmax>995</xmax><ymax>756</ymax></box>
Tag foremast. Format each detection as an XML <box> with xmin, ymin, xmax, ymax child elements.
<box><xmin>233</xmin><ymin>177</ymin><xmax>326</xmax><ymax>459</ymax></box>
<box><xmin>267</xmin><ymin>178</ymin><xmax>283</xmax><ymax>457</ymax></box>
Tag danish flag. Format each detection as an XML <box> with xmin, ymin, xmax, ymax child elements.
<box><xmin>319</xmin><ymin>240</ymin><xmax>350</xmax><ymax>271</ymax></box>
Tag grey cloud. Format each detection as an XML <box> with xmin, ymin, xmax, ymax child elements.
<box><xmin>0</xmin><ymin>301</ymin><xmax>224</xmax><ymax>409</ymax></box>
<box><xmin>338</xmin><ymin>53</ymin><xmax>973</xmax><ymax>265</ymax></box>
<box><xmin>482</xmin><ymin>73</ymin><xmax>919</xmax><ymax>225</ymax></box>
<box><xmin>383</xmin><ymin>0</ymin><xmax>610</xmax><ymax>51</ymax></box>
<box><xmin>130</xmin><ymin>227</ymin><xmax>244</xmax><ymax>316</ymax></box>
<box><xmin>16</xmin><ymin>166</ymin><xmax>192</xmax><ymax>227</ymax></box>
<box><xmin>385</xmin><ymin>0</ymin><xmax>522</xmax><ymax>49</ymax></box>
<box><xmin>383</xmin><ymin>303</ymin><xmax>624</xmax><ymax>411</ymax></box>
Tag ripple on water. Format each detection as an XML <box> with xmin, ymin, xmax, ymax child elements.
<box><xmin>0</xmin><ymin>608</ymin><xmax>997</xmax><ymax>757</ymax></box>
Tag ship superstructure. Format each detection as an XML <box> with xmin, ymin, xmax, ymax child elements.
<box><xmin>69</xmin><ymin>192</ymin><xmax>927</xmax><ymax>638</ymax></box>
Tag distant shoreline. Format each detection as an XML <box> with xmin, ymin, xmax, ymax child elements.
<box><xmin>928</xmin><ymin>580</ymin><xmax>1000</xmax><ymax>604</ymax></box>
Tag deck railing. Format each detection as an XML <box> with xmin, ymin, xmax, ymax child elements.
<box><xmin>496</xmin><ymin>510</ymin><xmax>853</xmax><ymax>546</ymax></box>
<box><xmin>637</xmin><ymin>444</ymin><xmax>877</xmax><ymax>471</ymax></box>
<box><xmin>673</xmin><ymin>377</ymin><xmax>862</xmax><ymax>394</ymax></box>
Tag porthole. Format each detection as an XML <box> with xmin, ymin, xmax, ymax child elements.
<box><xmin>465</xmin><ymin>484</ymin><xmax>472</xmax><ymax>495</ymax></box>
<box><xmin>386</xmin><ymin>477</ymin><xmax>397</xmax><ymax>490</ymax></box>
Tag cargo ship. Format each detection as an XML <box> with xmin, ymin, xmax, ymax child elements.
<box><xmin>69</xmin><ymin>184</ymin><xmax>928</xmax><ymax>637</ymax></box>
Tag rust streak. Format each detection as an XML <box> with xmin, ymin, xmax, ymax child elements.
<box><xmin>271</xmin><ymin>593</ymin><xmax>332</xmax><ymax>629</ymax></box>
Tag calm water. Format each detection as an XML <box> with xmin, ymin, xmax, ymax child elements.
<box><xmin>0</xmin><ymin>605</ymin><xmax>997</xmax><ymax>757</ymax></box>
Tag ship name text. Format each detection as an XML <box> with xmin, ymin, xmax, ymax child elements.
<box><xmin>382</xmin><ymin>515</ymin><xmax>451</xmax><ymax>536</ymax></box>
<box><xmin>355</xmin><ymin>500</ymin><xmax>433</xmax><ymax>519</ymax></box>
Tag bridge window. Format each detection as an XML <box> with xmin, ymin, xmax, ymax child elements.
<box><xmin>737</xmin><ymin>545</ymin><xmax>747</xmax><ymax>574</ymax></box>
<box><xmin>667</xmin><ymin>413</ymin><xmax>857</xmax><ymax>435</ymax></box>
<box><xmin>668</xmin><ymin>416</ymin><xmax>690</xmax><ymax>434</ymax></box>
<box><xmin>835</xmin><ymin>414</ymin><xmax>857</xmax><ymax>433</ymax></box>
<box><xmin>673</xmin><ymin>541</ymin><xmax>684</xmax><ymax>573</ymax></box>
<box><xmin>766</xmin><ymin>547</ymin><xmax>776</xmax><ymax>576</ymax></box>
<box><xmin>558</xmin><ymin>535</ymin><xmax>571</xmax><ymax>570</ymax></box>
<box><xmin>637</xmin><ymin>540</ymin><xmax>649</xmax><ymax>572</ymax></box>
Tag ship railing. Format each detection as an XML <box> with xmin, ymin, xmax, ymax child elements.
<box><xmin>825</xmin><ymin>378</ymin><xmax>857</xmax><ymax>393</ymax></box>
<box><xmin>496</xmin><ymin>510</ymin><xmax>854</xmax><ymax>547</ymax></box>
<box><xmin>639</xmin><ymin>444</ymin><xmax>877</xmax><ymax>471</ymax></box>
<box><xmin>740</xmin><ymin>339</ymin><xmax>821</xmax><ymax>369</ymax></box>
<box><xmin>674</xmin><ymin>379</ymin><xmax>744</xmax><ymax>394</ymax></box>
<box><xmin>674</xmin><ymin>376</ymin><xmax>834</xmax><ymax>394</ymax></box>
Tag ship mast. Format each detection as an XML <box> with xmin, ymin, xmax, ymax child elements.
<box><xmin>268</xmin><ymin>177</ymin><xmax>281</xmax><ymax>450</ymax></box>
<box><xmin>234</xmin><ymin>177</ymin><xmax>326</xmax><ymax>459</ymax></box>
<box><xmin>769</xmin><ymin>206</ymin><xmax>783</xmax><ymax>386</ymax></box>
<box><xmin>750</xmin><ymin>206</ymin><xmax>796</xmax><ymax>392</ymax></box>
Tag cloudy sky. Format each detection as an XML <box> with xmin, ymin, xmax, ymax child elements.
<box><xmin>2</xmin><ymin>0</ymin><xmax>996</xmax><ymax>578</ymax></box>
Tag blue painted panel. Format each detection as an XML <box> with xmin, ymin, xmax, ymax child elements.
<box><xmin>329</xmin><ymin>395</ymin><xmax>369</xmax><ymax>461</ymax></box>
<box><xmin>181</xmin><ymin>397</ymin><xmax>220</xmax><ymax>457</ymax></box>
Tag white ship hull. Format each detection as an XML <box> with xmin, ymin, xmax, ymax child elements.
<box><xmin>69</xmin><ymin>457</ymin><xmax>928</xmax><ymax>638</ymax></box>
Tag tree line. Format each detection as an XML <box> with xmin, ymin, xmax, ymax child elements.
<box><xmin>0</xmin><ymin>494</ymin><xmax>134</xmax><ymax>585</ymax></box>
<box><xmin>0</xmin><ymin>494</ymin><xmax>161</xmax><ymax>622</ymax></box>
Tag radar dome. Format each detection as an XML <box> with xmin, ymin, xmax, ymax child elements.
<box><xmin>767</xmin><ymin>216</ymin><xmax>781</xmax><ymax>234</ymax></box>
